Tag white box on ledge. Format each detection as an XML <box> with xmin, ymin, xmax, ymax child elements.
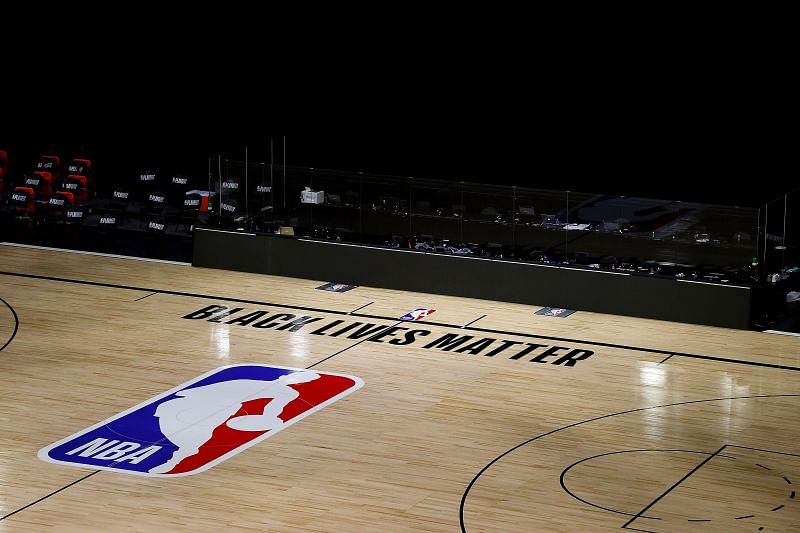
<box><xmin>301</xmin><ymin>187</ymin><xmax>324</xmax><ymax>204</ymax></box>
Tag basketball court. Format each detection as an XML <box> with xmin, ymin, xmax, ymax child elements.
<box><xmin>1</xmin><ymin>243</ymin><xmax>798</xmax><ymax>531</ymax></box>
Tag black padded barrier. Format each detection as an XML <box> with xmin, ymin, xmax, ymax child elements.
<box><xmin>193</xmin><ymin>228</ymin><xmax>752</xmax><ymax>329</ymax></box>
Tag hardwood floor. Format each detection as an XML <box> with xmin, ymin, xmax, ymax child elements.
<box><xmin>0</xmin><ymin>244</ymin><xmax>798</xmax><ymax>531</ymax></box>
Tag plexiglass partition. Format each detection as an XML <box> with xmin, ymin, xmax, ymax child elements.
<box><xmin>207</xmin><ymin>159</ymin><xmax>762</xmax><ymax>287</ymax></box>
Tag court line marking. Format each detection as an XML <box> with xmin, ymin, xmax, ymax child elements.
<box><xmin>727</xmin><ymin>445</ymin><xmax>800</xmax><ymax>458</ymax></box>
<box><xmin>0</xmin><ymin>242</ymin><xmax>191</xmax><ymax>265</ymax></box>
<box><xmin>621</xmin><ymin>444</ymin><xmax>727</xmax><ymax>529</ymax></box>
<box><xmin>462</xmin><ymin>315</ymin><xmax>486</xmax><ymax>328</ymax></box>
<box><xmin>134</xmin><ymin>291</ymin><xmax>159</xmax><ymax>302</ymax></box>
<box><xmin>0</xmin><ymin>471</ymin><xmax>100</xmax><ymax>521</ymax></box>
<box><xmin>348</xmin><ymin>301</ymin><xmax>374</xmax><ymax>314</ymax></box>
<box><xmin>428</xmin><ymin>325</ymin><xmax>799</xmax><ymax>371</ymax></box>
<box><xmin>307</xmin><ymin>321</ymin><xmax>403</xmax><ymax>369</ymax></box>
<box><xmin>559</xmin><ymin>449</ymin><xmax>715</xmax><ymax>519</ymax></box>
<box><xmin>458</xmin><ymin>394</ymin><xmax>800</xmax><ymax>533</ymax></box>
<box><xmin>658</xmin><ymin>354</ymin><xmax>674</xmax><ymax>365</ymax></box>
<box><xmin>0</xmin><ymin>270</ymin><xmax>796</xmax><ymax>372</ymax></box>
<box><xmin>0</xmin><ymin>297</ymin><xmax>19</xmax><ymax>353</ymax></box>
<box><xmin>559</xmin><ymin>449</ymin><xmax>740</xmax><ymax>519</ymax></box>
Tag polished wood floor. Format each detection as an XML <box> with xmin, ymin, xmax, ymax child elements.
<box><xmin>0</xmin><ymin>243</ymin><xmax>798</xmax><ymax>532</ymax></box>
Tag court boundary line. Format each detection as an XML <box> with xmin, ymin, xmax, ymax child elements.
<box><xmin>459</xmin><ymin>394</ymin><xmax>800</xmax><ymax>532</ymax></box>
<box><xmin>0</xmin><ymin>297</ymin><xmax>19</xmax><ymax>353</ymax></box>
<box><xmin>1</xmin><ymin>270</ymin><xmax>797</xmax><ymax>372</ymax></box>
<box><xmin>0</xmin><ymin>470</ymin><xmax>100</xmax><ymax>521</ymax></box>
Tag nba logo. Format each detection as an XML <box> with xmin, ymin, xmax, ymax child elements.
<box><xmin>535</xmin><ymin>306</ymin><xmax>575</xmax><ymax>318</ymax></box>
<box><xmin>400</xmin><ymin>307</ymin><xmax>435</xmax><ymax>321</ymax></box>
<box><xmin>39</xmin><ymin>365</ymin><xmax>363</xmax><ymax>477</ymax></box>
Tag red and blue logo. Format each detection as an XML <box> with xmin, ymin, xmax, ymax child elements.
<box><xmin>38</xmin><ymin>365</ymin><xmax>363</xmax><ymax>477</ymax></box>
<box><xmin>400</xmin><ymin>307</ymin><xmax>436</xmax><ymax>321</ymax></box>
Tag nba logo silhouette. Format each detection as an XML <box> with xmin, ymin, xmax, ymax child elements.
<box><xmin>400</xmin><ymin>307</ymin><xmax>435</xmax><ymax>321</ymax></box>
<box><xmin>39</xmin><ymin>365</ymin><xmax>363</xmax><ymax>477</ymax></box>
<box><xmin>535</xmin><ymin>307</ymin><xmax>575</xmax><ymax>318</ymax></box>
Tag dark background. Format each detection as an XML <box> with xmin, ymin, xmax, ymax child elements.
<box><xmin>1</xmin><ymin>114</ymin><xmax>795</xmax><ymax>209</ymax></box>
<box><xmin>3</xmin><ymin>64</ymin><xmax>799</xmax><ymax>208</ymax></box>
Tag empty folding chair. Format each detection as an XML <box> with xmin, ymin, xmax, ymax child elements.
<box><xmin>35</xmin><ymin>155</ymin><xmax>61</xmax><ymax>178</ymax></box>
<box><xmin>25</xmin><ymin>171</ymin><xmax>54</xmax><ymax>199</ymax></box>
<box><xmin>139</xmin><ymin>190</ymin><xmax>168</xmax><ymax>229</ymax></box>
<box><xmin>46</xmin><ymin>190</ymin><xmax>75</xmax><ymax>221</ymax></box>
<box><xmin>9</xmin><ymin>186</ymin><xmax>37</xmax><ymax>227</ymax></box>
<box><xmin>104</xmin><ymin>186</ymin><xmax>131</xmax><ymax>224</ymax></box>
<box><xmin>65</xmin><ymin>158</ymin><xmax>92</xmax><ymax>182</ymax></box>
<box><xmin>174</xmin><ymin>192</ymin><xmax>202</xmax><ymax>233</ymax></box>
<box><xmin>31</xmin><ymin>155</ymin><xmax>60</xmax><ymax>200</ymax></box>
<box><xmin>64</xmin><ymin>205</ymin><xmax>86</xmax><ymax>226</ymax></box>
<box><xmin>168</xmin><ymin>174</ymin><xmax>191</xmax><ymax>206</ymax></box>
<box><xmin>62</xmin><ymin>158</ymin><xmax>93</xmax><ymax>202</ymax></box>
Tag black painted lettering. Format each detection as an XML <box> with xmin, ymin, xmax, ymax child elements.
<box><xmin>329</xmin><ymin>322</ymin><xmax>361</xmax><ymax>337</ymax></box>
<box><xmin>276</xmin><ymin>316</ymin><xmax>324</xmax><ymax>332</ymax></box>
<box><xmin>483</xmin><ymin>340</ymin><xmax>522</xmax><ymax>357</ymax></box>
<box><xmin>455</xmin><ymin>338</ymin><xmax>496</xmax><ymax>355</ymax></box>
<box><xmin>347</xmin><ymin>324</ymin><xmax>388</xmax><ymax>339</ymax></box>
<box><xmin>252</xmin><ymin>313</ymin><xmax>296</xmax><ymax>328</ymax></box>
<box><xmin>389</xmin><ymin>329</ymin><xmax>431</xmax><ymax>345</ymax></box>
<box><xmin>423</xmin><ymin>334</ymin><xmax>475</xmax><ymax>351</ymax></box>
<box><xmin>552</xmin><ymin>349</ymin><xmax>594</xmax><ymax>367</ymax></box>
<box><xmin>530</xmin><ymin>345</ymin><xmax>570</xmax><ymax>363</ymax></box>
<box><xmin>369</xmin><ymin>326</ymin><xmax>408</xmax><ymax>343</ymax></box>
<box><xmin>226</xmin><ymin>310</ymin><xmax>268</xmax><ymax>326</ymax></box>
<box><xmin>182</xmin><ymin>305</ymin><xmax>227</xmax><ymax>320</ymax></box>
<box><xmin>208</xmin><ymin>307</ymin><xmax>244</xmax><ymax>323</ymax></box>
<box><xmin>310</xmin><ymin>320</ymin><xmax>345</xmax><ymax>335</ymax></box>
<box><xmin>509</xmin><ymin>343</ymin><xmax>548</xmax><ymax>360</ymax></box>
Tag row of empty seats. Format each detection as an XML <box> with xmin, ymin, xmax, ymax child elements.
<box><xmin>64</xmin><ymin>170</ymin><xmax>211</xmax><ymax>235</ymax></box>
<box><xmin>6</xmin><ymin>155</ymin><xmax>94</xmax><ymax>227</ymax></box>
<box><xmin>3</xmin><ymin>153</ymin><xmax>250</xmax><ymax>235</ymax></box>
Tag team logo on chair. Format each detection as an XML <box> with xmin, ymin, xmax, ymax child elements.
<box><xmin>39</xmin><ymin>365</ymin><xmax>363</xmax><ymax>477</ymax></box>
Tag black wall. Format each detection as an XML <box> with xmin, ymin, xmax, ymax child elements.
<box><xmin>193</xmin><ymin>228</ymin><xmax>752</xmax><ymax>329</ymax></box>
